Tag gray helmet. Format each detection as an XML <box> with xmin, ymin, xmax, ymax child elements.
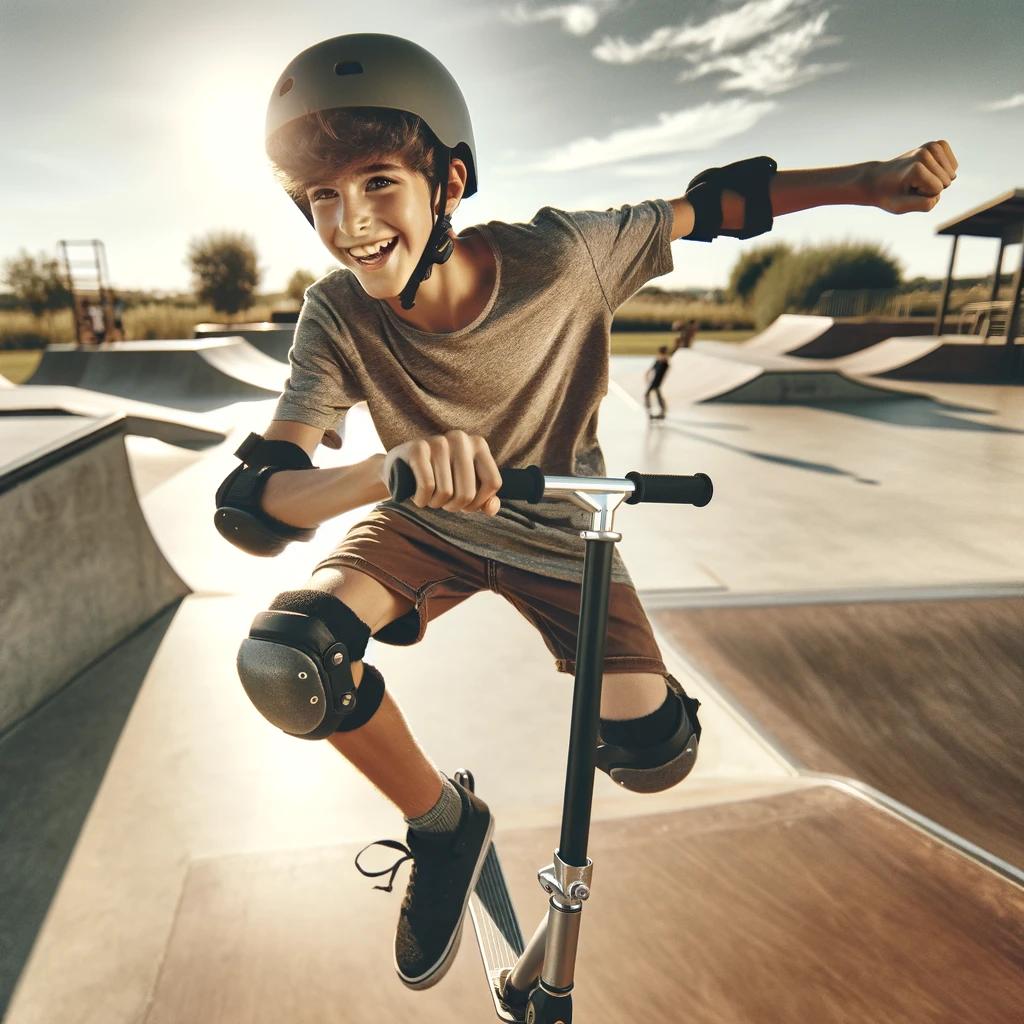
<box><xmin>265</xmin><ymin>33</ymin><xmax>478</xmax><ymax>310</ymax></box>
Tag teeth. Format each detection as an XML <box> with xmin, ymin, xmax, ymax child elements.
<box><xmin>350</xmin><ymin>236</ymin><xmax>396</xmax><ymax>258</ymax></box>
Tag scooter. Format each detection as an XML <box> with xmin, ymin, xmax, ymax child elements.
<box><xmin>389</xmin><ymin>461</ymin><xmax>713</xmax><ymax>1023</ymax></box>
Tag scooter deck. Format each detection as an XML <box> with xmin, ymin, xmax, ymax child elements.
<box><xmin>467</xmin><ymin>842</ymin><xmax>527</xmax><ymax>1022</ymax></box>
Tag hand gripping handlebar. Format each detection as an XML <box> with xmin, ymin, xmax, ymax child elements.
<box><xmin>388</xmin><ymin>460</ymin><xmax>713</xmax><ymax>508</ymax></box>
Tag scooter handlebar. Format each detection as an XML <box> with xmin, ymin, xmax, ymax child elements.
<box><xmin>388</xmin><ymin>460</ymin><xmax>712</xmax><ymax>508</ymax></box>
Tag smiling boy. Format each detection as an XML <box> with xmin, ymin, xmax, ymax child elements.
<box><xmin>215</xmin><ymin>32</ymin><xmax>957</xmax><ymax>992</ymax></box>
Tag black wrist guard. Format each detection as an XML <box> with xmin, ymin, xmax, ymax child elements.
<box><xmin>683</xmin><ymin>155</ymin><xmax>778</xmax><ymax>242</ymax></box>
<box><xmin>214</xmin><ymin>432</ymin><xmax>318</xmax><ymax>557</ymax></box>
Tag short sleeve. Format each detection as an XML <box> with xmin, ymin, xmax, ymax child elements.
<box><xmin>272</xmin><ymin>288</ymin><xmax>366</xmax><ymax>431</ymax></box>
<box><xmin>567</xmin><ymin>199</ymin><xmax>674</xmax><ymax>313</ymax></box>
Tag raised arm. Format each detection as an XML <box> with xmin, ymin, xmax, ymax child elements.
<box><xmin>666</xmin><ymin>140</ymin><xmax>959</xmax><ymax>242</ymax></box>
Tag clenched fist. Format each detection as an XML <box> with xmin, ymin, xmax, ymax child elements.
<box><xmin>865</xmin><ymin>140</ymin><xmax>959</xmax><ymax>214</ymax></box>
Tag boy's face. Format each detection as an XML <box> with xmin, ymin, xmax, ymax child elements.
<box><xmin>305</xmin><ymin>155</ymin><xmax>459</xmax><ymax>297</ymax></box>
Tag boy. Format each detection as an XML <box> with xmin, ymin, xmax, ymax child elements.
<box><xmin>215</xmin><ymin>32</ymin><xmax>957</xmax><ymax>991</ymax></box>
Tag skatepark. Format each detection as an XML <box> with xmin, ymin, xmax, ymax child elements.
<box><xmin>1</xmin><ymin>312</ymin><xmax>1021</xmax><ymax>1023</ymax></box>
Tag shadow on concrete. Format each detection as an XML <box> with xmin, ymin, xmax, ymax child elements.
<box><xmin>0</xmin><ymin>604</ymin><xmax>182</xmax><ymax>1018</ymax></box>
<box><xmin>813</xmin><ymin>398</ymin><xmax>1024</xmax><ymax>434</ymax></box>
<box><xmin>646</xmin><ymin>419</ymin><xmax>881</xmax><ymax>485</ymax></box>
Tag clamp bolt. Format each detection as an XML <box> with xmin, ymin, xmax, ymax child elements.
<box><xmin>568</xmin><ymin>882</ymin><xmax>590</xmax><ymax>901</ymax></box>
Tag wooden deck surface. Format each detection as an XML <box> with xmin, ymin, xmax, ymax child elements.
<box><xmin>144</xmin><ymin>784</ymin><xmax>1023</xmax><ymax>1024</ymax></box>
<box><xmin>652</xmin><ymin>596</ymin><xmax>1024</xmax><ymax>867</ymax></box>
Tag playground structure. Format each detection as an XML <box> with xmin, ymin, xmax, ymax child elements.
<box><xmin>59</xmin><ymin>239</ymin><xmax>125</xmax><ymax>346</ymax></box>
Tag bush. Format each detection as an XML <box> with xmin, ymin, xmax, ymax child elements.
<box><xmin>186</xmin><ymin>231</ymin><xmax>261</xmax><ymax>316</ymax></box>
<box><xmin>727</xmin><ymin>242</ymin><xmax>793</xmax><ymax>304</ymax></box>
<box><xmin>750</xmin><ymin>241</ymin><xmax>903</xmax><ymax>329</ymax></box>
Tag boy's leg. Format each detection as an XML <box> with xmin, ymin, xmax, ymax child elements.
<box><xmin>308</xmin><ymin>566</ymin><xmax>445</xmax><ymax>820</ymax></box>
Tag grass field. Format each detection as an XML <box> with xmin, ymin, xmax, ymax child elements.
<box><xmin>0</xmin><ymin>330</ymin><xmax>754</xmax><ymax>385</ymax></box>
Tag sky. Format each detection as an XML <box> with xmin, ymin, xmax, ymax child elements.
<box><xmin>3</xmin><ymin>0</ymin><xmax>1022</xmax><ymax>296</ymax></box>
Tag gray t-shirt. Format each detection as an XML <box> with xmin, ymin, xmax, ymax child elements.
<box><xmin>273</xmin><ymin>198</ymin><xmax>674</xmax><ymax>586</ymax></box>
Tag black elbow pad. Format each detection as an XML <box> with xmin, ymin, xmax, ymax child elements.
<box><xmin>684</xmin><ymin>155</ymin><xmax>777</xmax><ymax>242</ymax></box>
<box><xmin>214</xmin><ymin>432</ymin><xmax>318</xmax><ymax>556</ymax></box>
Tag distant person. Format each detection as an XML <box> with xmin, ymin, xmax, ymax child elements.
<box><xmin>112</xmin><ymin>297</ymin><xmax>126</xmax><ymax>341</ymax></box>
<box><xmin>87</xmin><ymin>302</ymin><xmax>106</xmax><ymax>345</ymax></box>
<box><xmin>670</xmin><ymin>318</ymin><xmax>698</xmax><ymax>350</ymax></box>
<box><xmin>644</xmin><ymin>345</ymin><xmax>672</xmax><ymax>419</ymax></box>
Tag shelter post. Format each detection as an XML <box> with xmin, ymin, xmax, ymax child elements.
<box><xmin>1004</xmin><ymin>243</ymin><xmax>1023</xmax><ymax>347</ymax></box>
<box><xmin>934</xmin><ymin>235</ymin><xmax>958</xmax><ymax>336</ymax></box>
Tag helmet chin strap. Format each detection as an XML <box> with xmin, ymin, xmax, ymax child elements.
<box><xmin>399</xmin><ymin>151</ymin><xmax>456</xmax><ymax>311</ymax></box>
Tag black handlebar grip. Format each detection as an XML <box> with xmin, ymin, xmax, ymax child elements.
<box><xmin>388</xmin><ymin>459</ymin><xmax>419</xmax><ymax>503</ymax></box>
<box><xmin>624</xmin><ymin>471</ymin><xmax>713</xmax><ymax>507</ymax></box>
<box><xmin>495</xmin><ymin>465</ymin><xmax>545</xmax><ymax>503</ymax></box>
<box><xmin>388</xmin><ymin>460</ymin><xmax>546</xmax><ymax>505</ymax></box>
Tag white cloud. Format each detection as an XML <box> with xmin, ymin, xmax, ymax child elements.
<box><xmin>978</xmin><ymin>92</ymin><xmax>1024</xmax><ymax>112</ymax></box>
<box><xmin>677</xmin><ymin>11</ymin><xmax>848</xmax><ymax>94</ymax></box>
<box><xmin>500</xmin><ymin>0</ymin><xmax>620</xmax><ymax>36</ymax></box>
<box><xmin>593</xmin><ymin>0</ymin><xmax>816</xmax><ymax>62</ymax></box>
<box><xmin>519</xmin><ymin>98</ymin><xmax>778</xmax><ymax>173</ymax></box>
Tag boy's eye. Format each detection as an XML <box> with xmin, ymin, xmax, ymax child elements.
<box><xmin>311</xmin><ymin>177</ymin><xmax>394</xmax><ymax>203</ymax></box>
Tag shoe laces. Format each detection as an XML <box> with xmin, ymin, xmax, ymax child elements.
<box><xmin>354</xmin><ymin>839</ymin><xmax>413</xmax><ymax>895</ymax></box>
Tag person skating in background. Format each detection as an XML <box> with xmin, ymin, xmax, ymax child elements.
<box><xmin>644</xmin><ymin>345</ymin><xmax>672</xmax><ymax>419</ymax></box>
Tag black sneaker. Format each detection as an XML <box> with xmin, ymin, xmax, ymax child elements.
<box><xmin>354</xmin><ymin>777</ymin><xmax>495</xmax><ymax>990</ymax></box>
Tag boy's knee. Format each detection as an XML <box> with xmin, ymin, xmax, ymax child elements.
<box><xmin>236</xmin><ymin>588</ymin><xmax>385</xmax><ymax>739</ymax></box>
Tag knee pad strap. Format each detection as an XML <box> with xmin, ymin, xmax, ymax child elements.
<box><xmin>335</xmin><ymin>662</ymin><xmax>385</xmax><ymax>732</ymax></box>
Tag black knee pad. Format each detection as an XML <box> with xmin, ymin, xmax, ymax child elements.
<box><xmin>596</xmin><ymin>674</ymin><xmax>702</xmax><ymax>793</ymax></box>
<box><xmin>236</xmin><ymin>588</ymin><xmax>384</xmax><ymax>740</ymax></box>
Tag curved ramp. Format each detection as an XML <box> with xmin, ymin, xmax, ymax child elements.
<box><xmin>612</xmin><ymin>351</ymin><xmax>921</xmax><ymax>405</ymax></box>
<box><xmin>26</xmin><ymin>339</ymin><xmax>287</xmax><ymax>411</ymax></box>
<box><xmin>653</xmin><ymin>591</ymin><xmax>1024</xmax><ymax>868</ymax></box>
<box><xmin>0</xmin><ymin>414</ymin><xmax>189</xmax><ymax>733</ymax></box>
<box><xmin>0</xmin><ymin>385</ymin><xmax>226</xmax><ymax>448</ymax></box>
<box><xmin>194</xmin><ymin>322</ymin><xmax>295</xmax><ymax>362</ymax></box>
<box><xmin>728</xmin><ymin>315</ymin><xmax>943</xmax><ymax>359</ymax></box>
<box><xmin>742</xmin><ymin>313</ymin><xmax>833</xmax><ymax>355</ymax></box>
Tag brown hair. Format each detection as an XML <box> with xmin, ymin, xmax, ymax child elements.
<box><xmin>266</xmin><ymin>107</ymin><xmax>450</xmax><ymax>222</ymax></box>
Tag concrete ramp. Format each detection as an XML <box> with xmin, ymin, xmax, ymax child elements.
<box><xmin>194</xmin><ymin>322</ymin><xmax>295</xmax><ymax>362</ymax></box>
<box><xmin>726</xmin><ymin>315</ymin><xmax>944</xmax><ymax>359</ymax></box>
<box><xmin>612</xmin><ymin>351</ymin><xmax>921</xmax><ymax>405</ymax></box>
<box><xmin>742</xmin><ymin>313</ymin><xmax>833</xmax><ymax>355</ymax></box>
<box><xmin>143</xmin><ymin>782</ymin><xmax>1024</xmax><ymax>1023</ymax></box>
<box><xmin>26</xmin><ymin>339</ymin><xmax>287</xmax><ymax>411</ymax></box>
<box><xmin>653</xmin><ymin>591</ymin><xmax>1024</xmax><ymax>869</ymax></box>
<box><xmin>0</xmin><ymin>385</ymin><xmax>226</xmax><ymax>448</ymax></box>
<box><xmin>0</xmin><ymin>414</ymin><xmax>188</xmax><ymax>733</ymax></box>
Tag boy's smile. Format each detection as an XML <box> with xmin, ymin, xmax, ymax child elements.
<box><xmin>307</xmin><ymin>155</ymin><xmax>496</xmax><ymax>334</ymax></box>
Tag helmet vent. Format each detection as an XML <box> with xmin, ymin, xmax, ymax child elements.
<box><xmin>334</xmin><ymin>61</ymin><xmax>364</xmax><ymax>76</ymax></box>
<box><xmin>278</xmin><ymin>78</ymin><xmax>294</xmax><ymax>97</ymax></box>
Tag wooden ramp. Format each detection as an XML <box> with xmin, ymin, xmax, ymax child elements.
<box><xmin>652</xmin><ymin>593</ymin><xmax>1024</xmax><ymax>869</ymax></box>
<box><xmin>144</xmin><ymin>783</ymin><xmax>1024</xmax><ymax>1024</ymax></box>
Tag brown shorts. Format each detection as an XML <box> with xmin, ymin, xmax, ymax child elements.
<box><xmin>313</xmin><ymin>509</ymin><xmax>667</xmax><ymax>678</ymax></box>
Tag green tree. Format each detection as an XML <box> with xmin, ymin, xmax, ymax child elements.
<box><xmin>2</xmin><ymin>249</ymin><xmax>72</xmax><ymax>319</ymax></box>
<box><xmin>750</xmin><ymin>240</ymin><xmax>903</xmax><ymax>328</ymax></box>
<box><xmin>186</xmin><ymin>231</ymin><xmax>261</xmax><ymax>317</ymax></box>
<box><xmin>286</xmin><ymin>268</ymin><xmax>316</xmax><ymax>303</ymax></box>
<box><xmin>727</xmin><ymin>242</ymin><xmax>793</xmax><ymax>305</ymax></box>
